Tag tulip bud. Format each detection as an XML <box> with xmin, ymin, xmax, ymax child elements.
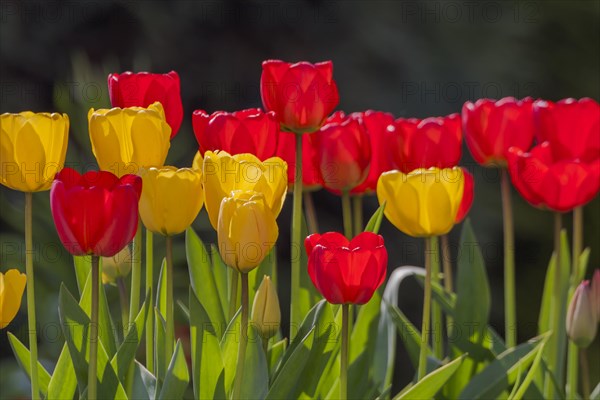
<box><xmin>101</xmin><ymin>246</ymin><xmax>133</xmax><ymax>285</ymax></box>
<box><xmin>0</xmin><ymin>269</ymin><xmax>27</xmax><ymax>329</ymax></box>
<box><xmin>566</xmin><ymin>279</ymin><xmax>598</xmax><ymax>348</ymax></box>
<box><xmin>251</xmin><ymin>275</ymin><xmax>281</xmax><ymax>339</ymax></box>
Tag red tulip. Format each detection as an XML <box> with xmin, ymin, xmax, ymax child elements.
<box><xmin>455</xmin><ymin>168</ymin><xmax>474</xmax><ymax>223</ymax></box>
<box><xmin>391</xmin><ymin>113</ymin><xmax>462</xmax><ymax>173</ymax></box>
<box><xmin>313</xmin><ymin>112</ymin><xmax>371</xmax><ymax>192</ymax></box>
<box><xmin>463</xmin><ymin>97</ymin><xmax>535</xmax><ymax>166</ymax></box>
<box><xmin>350</xmin><ymin>111</ymin><xmax>396</xmax><ymax>194</ymax></box>
<box><xmin>276</xmin><ymin>130</ymin><xmax>322</xmax><ymax>189</ymax></box>
<box><xmin>108</xmin><ymin>71</ymin><xmax>183</xmax><ymax>138</ymax></box>
<box><xmin>534</xmin><ymin>98</ymin><xmax>600</xmax><ymax>162</ymax></box>
<box><xmin>305</xmin><ymin>232</ymin><xmax>387</xmax><ymax>304</ymax></box>
<box><xmin>192</xmin><ymin>108</ymin><xmax>279</xmax><ymax>160</ymax></box>
<box><xmin>261</xmin><ymin>60</ymin><xmax>339</xmax><ymax>134</ymax></box>
<box><xmin>50</xmin><ymin>168</ymin><xmax>142</xmax><ymax>257</ymax></box>
<box><xmin>507</xmin><ymin>142</ymin><xmax>600</xmax><ymax>212</ymax></box>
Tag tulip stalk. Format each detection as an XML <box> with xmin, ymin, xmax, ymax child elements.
<box><xmin>500</xmin><ymin>168</ymin><xmax>517</xmax><ymax>348</ymax></box>
<box><xmin>145</xmin><ymin>229</ymin><xmax>154</xmax><ymax>373</ymax></box>
<box><xmin>233</xmin><ymin>272</ymin><xmax>249</xmax><ymax>399</ymax></box>
<box><xmin>353</xmin><ymin>195</ymin><xmax>363</xmax><ymax>236</ymax></box>
<box><xmin>580</xmin><ymin>349</ymin><xmax>591</xmax><ymax>400</ymax></box>
<box><xmin>129</xmin><ymin>222</ymin><xmax>142</xmax><ymax>328</ymax></box>
<box><xmin>228</xmin><ymin>271</ymin><xmax>239</xmax><ymax>320</ymax></box>
<box><xmin>24</xmin><ymin>193</ymin><xmax>40</xmax><ymax>400</ymax></box>
<box><xmin>430</xmin><ymin>236</ymin><xmax>443</xmax><ymax>359</ymax></box>
<box><xmin>88</xmin><ymin>255</ymin><xmax>100</xmax><ymax>400</ymax></box>
<box><xmin>165</xmin><ymin>236</ymin><xmax>175</xmax><ymax>361</ymax></box>
<box><xmin>418</xmin><ymin>237</ymin><xmax>434</xmax><ymax>380</ymax></box>
<box><xmin>304</xmin><ymin>192</ymin><xmax>319</xmax><ymax>234</ymax></box>
<box><xmin>117</xmin><ymin>277</ymin><xmax>130</xmax><ymax>339</ymax></box>
<box><xmin>341</xmin><ymin>190</ymin><xmax>352</xmax><ymax>239</ymax></box>
<box><xmin>290</xmin><ymin>133</ymin><xmax>303</xmax><ymax>337</ymax></box>
<box><xmin>441</xmin><ymin>235</ymin><xmax>454</xmax><ymax>333</ymax></box>
<box><xmin>340</xmin><ymin>303</ymin><xmax>349</xmax><ymax>400</ymax></box>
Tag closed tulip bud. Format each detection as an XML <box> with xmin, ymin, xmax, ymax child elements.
<box><xmin>377</xmin><ymin>167</ymin><xmax>465</xmax><ymax>237</ymax></box>
<box><xmin>0</xmin><ymin>269</ymin><xmax>26</xmax><ymax>329</ymax></box>
<box><xmin>88</xmin><ymin>102</ymin><xmax>171</xmax><ymax>177</ymax></box>
<box><xmin>218</xmin><ymin>191</ymin><xmax>278</xmax><ymax>273</ymax></box>
<box><xmin>251</xmin><ymin>275</ymin><xmax>281</xmax><ymax>339</ymax></box>
<box><xmin>566</xmin><ymin>280</ymin><xmax>598</xmax><ymax>348</ymax></box>
<box><xmin>1</xmin><ymin>112</ymin><xmax>69</xmax><ymax>192</ymax></box>
<box><xmin>101</xmin><ymin>246</ymin><xmax>133</xmax><ymax>285</ymax></box>
<box><xmin>139</xmin><ymin>167</ymin><xmax>204</xmax><ymax>236</ymax></box>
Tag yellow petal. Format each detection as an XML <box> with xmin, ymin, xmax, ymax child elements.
<box><xmin>0</xmin><ymin>269</ymin><xmax>27</xmax><ymax>329</ymax></box>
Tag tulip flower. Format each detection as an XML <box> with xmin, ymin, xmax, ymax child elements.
<box><xmin>139</xmin><ymin>167</ymin><xmax>204</xmax><ymax>236</ymax></box>
<box><xmin>377</xmin><ymin>167</ymin><xmax>465</xmax><ymax>237</ymax></box>
<box><xmin>305</xmin><ymin>232</ymin><xmax>387</xmax><ymax>305</ymax></box>
<box><xmin>0</xmin><ymin>269</ymin><xmax>26</xmax><ymax>329</ymax></box>
<box><xmin>251</xmin><ymin>275</ymin><xmax>281</xmax><ymax>339</ymax></box>
<box><xmin>463</xmin><ymin>97</ymin><xmax>535</xmax><ymax>166</ymax></box>
<box><xmin>50</xmin><ymin>168</ymin><xmax>142</xmax><ymax>257</ymax></box>
<box><xmin>108</xmin><ymin>71</ymin><xmax>183</xmax><ymax>138</ymax></box>
<box><xmin>0</xmin><ymin>112</ymin><xmax>69</xmax><ymax>192</ymax></box>
<box><xmin>88</xmin><ymin>102</ymin><xmax>171</xmax><ymax>177</ymax></box>
<box><xmin>390</xmin><ymin>113</ymin><xmax>462</xmax><ymax>173</ymax></box>
<box><xmin>218</xmin><ymin>190</ymin><xmax>279</xmax><ymax>273</ymax></box>
<box><xmin>313</xmin><ymin>112</ymin><xmax>371</xmax><ymax>193</ymax></box>
<box><xmin>260</xmin><ymin>60</ymin><xmax>340</xmax><ymax>134</ymax></box>
<box><xmin>202</xmin><ymin>150</ymin><xmax>287</xmax><ymax>230</ymax></box>
<box><xmin>455</xmin><ymin>168</ymin><xmax>474</xmax><ymax>223</ymax></box>
<box><xmin>507</xmin><ymin>142</ymin><xmax>600</xmax><ymax>212</ymax></box>
<box><xmin>566</xmin><ymin>278</ymin><xmax>599</xmax><ymax>348</ymax></box>
<box><xmin>101</xmin><ymin>246</ymin><xmax>133</xmax><ymax>285</ymax></box>
<box><xmin>534</xmin><ymin>98</ymin><xmax>600</xmax><ymax>162</ymax></box>
<box><xmin>275</xmin><ymin>130</ymin><xmax>322</xmax><ymax>189</ymax></box>
<box><xmin>193</xmin><ymin>108</ymin><xmax>279</xmax><ymax>160</ymax></box>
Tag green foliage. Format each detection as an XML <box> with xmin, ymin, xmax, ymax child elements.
<box><xmin>7</xmin><ymin>333</ymin><xmax>51</xmax><ymax>397</ymax></box>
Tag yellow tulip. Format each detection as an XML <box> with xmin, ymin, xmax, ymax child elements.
<box><xmin>139</xmin><ymin>166</ymin><xmax>204</xmax><ymax>236</ymax></box>
<box><xmin>251</xmin><ymin>275</ymin><xmax>281</xmax><ymax>339</ymax></box>
<box><xmin>377</xmin><ymin>167</ymin><xmax>465</xmax><ymax>237</ymax></box>
<box><xmin>202</xmin><ymin>150</ymin><xmax>287</xmax><ymax>230</ymax></box>
<box><xmin>1</xmin><ymin>112</ymin><xmax>69</xmax><ymax>192</ymax></box>
<box><xmin>218</xmin><ymin>190</ymin><xmax>278</xmax><ymax>273</ymax></box>
<box><xmin>0</xmin><ymin>269</ymin><xmax>27</xmax><ymax>329</ymax></box>
<box><xmin>88</xmin><ymin>102</ymin><xmax>171</xmax><ymax>177</ymax></box>
<box><xmin>101</xmin><ymin>246</ymin><xmax>133</xmax><ymax>284</ymax></box>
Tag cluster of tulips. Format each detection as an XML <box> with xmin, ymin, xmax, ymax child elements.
<box><xmin>1</xmin><ymin>59</ymin><xmax>599</xmax><ymax>400</ymax></box>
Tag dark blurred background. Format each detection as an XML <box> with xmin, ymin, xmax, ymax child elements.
<box><xmin>1</xmin><ymin>0</ymin><xmax>599</xmax><ymax>397</ymax></box>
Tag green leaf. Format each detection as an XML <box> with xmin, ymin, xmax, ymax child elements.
<box><xmin>156</xmin><ymin>258</ymin><xmax>167</xmax><ymax>317</ymax></box>
<box><xmin>47</xmin><ymin>344</ymin><xmax>78</xmax><ymax>399</ymax></box>
<box><xmin>387</xmin><ymin>302</ymin><xmax>430</xmax><ymax>369</ymax></box>
<box><xmin>155</xmin><ymin>308</ymin><xmax>167</xmax><ymax>384</ymax></box>
<box><xmin>186</xmin><ymin>227</ymin><xmax>226</xmax><ymax>336</ymax></box>
<box><xmin>240</xmin><ymin>325</ymin><xmax>269</xmax><ymax>399</ymax></box>
<box><xmin>364</xmin><ymin>201</ymin><xmax>386</xmax><ymax>233</ymax></box>
<box><xmin>210</xmin><ymin>244</ymin><xmax>230</xmax><ymax>321</ymax></box>
<box><xmin>158</xmin><ymin>340</ymin><xmax>190</xmax><ymax>400</ymax></box>
<box><xmin>130</xmin><ymin>360</ymin><xmax>156</xmax><ymax>400</ymax></box>
<box><xmin>268</xmin><ymin>339</ymin><xmax>287</xmax><ymax>378</ymax></box>
<box><xmin>393</xmin><ymin>355</ymin><xmax>467</xmax><ymax>399</ymax></box>
<box><xmin>576</xmin><ymin>247</ymin><xmax>591</xmax><ymax>283</ymax></box>
<box><xmin>220</xmin><ymin>308</ymin><xmax>241</xmax><ymax>394</ymax></box>
<box><xmin>509</xmin><ymin>334</ymin><xmax>550</xmax><ymax>400</ymax></box>
<box><xmin>590</xmin><ymin>382</ymin><xmax>600</xmax><ymax>400</ymax></box>
<box><xmin>73</xmin><ymin>255</ymin><xmax>91</xmax><ymax>296</ymax></box>
<box><xmin>189</xmin><ymin>289</ymin><xmax>226</xmax><ymax>400</ymax></box>
<box><xmin>7</xmin><ymin>332</ymin><xmax>51</xmax><ymax>397</ymax></box>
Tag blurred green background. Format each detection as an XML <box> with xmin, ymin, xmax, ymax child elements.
<box><xmin>1</xmin><ymin>0</ymin><xmax>599</xmax><ymax>397</ymax></box>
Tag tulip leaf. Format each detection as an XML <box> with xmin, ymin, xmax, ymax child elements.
<box><xmin>210</xmin><ymin>243</ymin><xmax>230</xmax><ymax>320</ymax></box>
<box><xmin>158</xmin><ymin>340</ymin><xmax>190</xmax><ymax>400</ymax></box>
<box><xmin>156</xmin><ymin>258</ymin><xmax>167</xmax><ymax>318</ymax></box>
<box><xmin>508</xmin><ymin>334</ymin><xmax>550</xmax><ymax>400</ymax></box>
<box><xmin>220</xmin><ymin>308</ymin><xmax>241</xmax><ymax>394</ymax></box>
<box><xmin>364</xmin><ymin>201</ymin><xmax>386</xmax><ymax>234</ymax></box>
<box><xmin>576</xmin><ymin>247</ymin><xmax>590</xmax><ymax>282</ymax></box>
<box><xmin>386</xmin><ymin>302</ymin><xmax>431</xmax><ymax>369</ymax></box>
<box><xmin>47</xmin><ymin>344</ymin><xmax>78</xmax><ymax>399</ymax></box>
<box><xmin>7</xmin><ymin>332</ymin><xmax>51</xmax><ymax>397</ymax></box>
<box><xmin>57</xmin><ymin>284</ymin><xmax>128</xmax><ymax>399</ymax></box>
<box><xmin>155</xmin><ymin>307</ymin><xmax>167</xmax><ymax>385</ymax></box>
<box><xmin>268</xmin><ymin>339</ymin><xmax>287</xmax><ymax>378</ymax></box>
<box><xmin>186</xmin><ymin>227</ymin><xmax>226</xmax><ymax>336</ymax></box>
<box><xmin>393</xmin><ymin>354</ymin><xmax>467</xmax><ymax>399</ymax></box>
<box><xmin>130</xmin><ymin>360</ymin><xmax>156</xmax><ymax>400</ymax></box>
<box><xmin>239</xmin><ymin>325</ymin><xmax>269</xmax><ymax>399</ymax></box>
<box><xmin>590</xmin><ymin>382</ymin><xmax>600</xmax><ymax>400</ymax></box>
<box><xmin>189</xmin><ymin>288</ymin><xmax>226</xmax><ymax>400</ymax></box>
<box><xmin>73</xmin><ymin>255</ymin><xmax>91</xmax><ymax>296</ymax></box>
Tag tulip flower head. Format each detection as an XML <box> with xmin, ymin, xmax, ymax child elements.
<box><xmin>566</xmin><ymin>274</ymin><xmax>600</xmax><ymax>348</ymax></box>
<box><xmin>455</xmin><ymin>168</ymin><xmax>474</xmax><ymax>223</ymax></box>
<box><xmin>193</xmin><ymin>108</ymin><xmax>279</xmax><ymax>160</ymax></box>
<box><xmin>377</xmin><ymin>167</ymin><xmax>465</xmax><ymax>237</ymax></box>
<box><xmin>101</xmin><ymin>246</ymin><xmax>133</xmax><ymax>285</ymax></box>
<box><xmin>108</xmin><ymin>71</ymin><xmax>183</xmax><ymax>138</ymax></box>
<box><xmin>50</xmin><ymin>168</ymin><xmax>142</xmax><ymax>257</ymax></box>
<box><xmin>202</xmin><ymin>150</ymin><xmax>287</xmax><ymax>230</ymax></box>
<box><xmin>507</xmin><ymin>142</ymin><xmax>600</xmax><ymax>212</ymax></box>
<box><xmin>251</xmin><ymin>275</ymin><xmax>281</xmax><ymax>339</ymax></box>
<box><xmin>463</xmin><ymin>97</ymin><xmax>535</xmax><ymax>166</ymax></box>
<box><xmin>0</xmin><ymin>269</ymin><xmax>26</xmax><ymax>329</ymax></box>
<box><xmin>305</xmin><ymin>232</ymin><xmax>387</xmax><ymax>304</ymax></box>
<box><xmin>217</xmin><ymin>190</ymin><xmax>279</xmax><ymax>273</ymax></box>
<box><xmin>88</xmin><ymin>102</ymin><xmax>171</xmax><ymax>177</ymax></box>
<box><xmin>261</xmin><ymin>60</ymin><xmax>340</xmax><ymax>134</ymax></box>
<box><xmin>1</xmin><ymin>112</ymin><xmax>69</xmax><ymax>192</ymax></box>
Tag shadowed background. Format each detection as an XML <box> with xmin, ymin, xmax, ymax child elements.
<box><xmin>1</xmin><ymin>0</ymin><xmax>599</xmax><ymax>397</ymax></box>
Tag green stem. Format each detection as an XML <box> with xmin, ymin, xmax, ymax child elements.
<box><xmin>129</xmin><ymin>221</ymin><xmax>142</xmax><ymax>326</ymax></box>
<box><xmin>145</xmin><ymin>229</ymin><xmax>154</xmax><ymax>373</ymax></box>
<box><xmin>232</xmin><ymin>272</ymin><xmax>249</xmax><ymax>399</ymax></box>
<box><xmin>340</xmin><ymin>304</ymin><xmax>349</xmax><ymax>400</ymax></box>
<box><xmin>581</xmin><ymin>349</ymin><xmax>590</xmax><ymax>400</ymax></box>
<box><xmin>88</xmin><ymin>255</ymin><xmax>100</xmax><ymax>400</ymax></box>
<box><xmin>117</xmin><ymin>277</ymin><xmax>130</xmax><ymax>340</ymax></box>
<box><xmin>572</xmin><ymin>207</ymin><xmax>583</xmax><ymax>283</ymax></box>
<box><xmin>352</xmin><ymin>195</ymin><xmax>363</xmax><ymax>236</ymax></box>
<box><xmin>228</xmin><ymin>270</ymin><xmax>239</xmax><ymax>320</ymax></box>
<box><xmin>24</xmin><ymin>193</ymin><xmax>39</xmax><ymax>400</ymax></box>
<box><xmin>567</xmin><ymin>341</ymin><xmax>579</xmax><ymax>399</ymax></box>
<box><xmin>165</xmin><ymin>236</ymin><xmax>174</xmax><ymax>361</ymax></box>
<box><xmin>290</xmin><ymin>133</ymin><xmax>303</xmax><ymax>339</ymax></box>
<box><xmin>501</xmin><ymin>168</ymin><xmax>517</xmax><ymax>348</ymax></box>
<box><xmin>342</xmin><ymin>190</ymin><xmax>352</xmax><ymax>239</ymax></box>
<box><xmin>430</xmin><ymin>236</ymin><xmax>443</xmax><ymax>359</ymax></box>
<box><xmin>441</xmin><ymin>234</ymin><xmax>454</xmax><ymax>335</ymax></box>
<box><xmin>304</xmin><ymin>191</ymin><xmax>319</xmax><ymax>234</ymax></box>
<box><xmin>418</xmin><ymin>237</ymin><xmax>433</xmax><ymax>381</ymax></box>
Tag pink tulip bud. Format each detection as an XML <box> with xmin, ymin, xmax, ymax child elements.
<box><xmin>566</xmin><ymin>279</ymin><xmax>598</xmax><ymax>348</ymax></box>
